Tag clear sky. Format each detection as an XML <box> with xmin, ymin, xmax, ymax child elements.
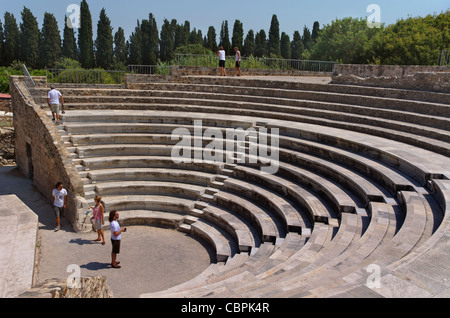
<box><xmin>1</xmin><ymin>0</ymin><xmax>448</xmax><ymax>41</ymax></box>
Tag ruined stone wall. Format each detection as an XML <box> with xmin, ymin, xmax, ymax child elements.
<box><xmin>19</xmin><ymin>277</ymin><xmax>113</xmax><ymax>298</ymax></box>
<box><xmin>332</xmin><ymin>64</ymin><xmax>450</xmax><ymax>93</ymax></box>
<box><xmin>9</xmin><ymin>76</ymin><xmax>88</xmax><ymax>232</ymax></box>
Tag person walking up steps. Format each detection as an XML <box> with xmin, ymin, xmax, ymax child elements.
<box><xmin>47</xmin><ymin>85</ymin><xmax>64</xmax><ymax>124</ymax></box>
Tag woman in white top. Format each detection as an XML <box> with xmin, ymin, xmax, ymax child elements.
<box><xmin>217</xmin><ymin>46</ymin><xmax>227</xmax><ymax>76</ymax></box>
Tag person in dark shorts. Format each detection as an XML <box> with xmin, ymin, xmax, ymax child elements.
<box><xmin>109</xmin><ymin>210</ymin><xmax>126</xmax><ymax>268</ymax></box>
<box><xmin>217</xmin><ymin>46</ymin><xmax>227</xmax><ymax>76</ymax></box>
<box><xmin>234</xmin><ymin>47</ymin><xmax>241</xmax><ymax>76</ymax></box>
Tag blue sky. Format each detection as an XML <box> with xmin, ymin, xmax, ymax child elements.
<box><xmin>1</xmin><ymin>0</ymin><xmax>448</xmax><ymax>40</ymax></box>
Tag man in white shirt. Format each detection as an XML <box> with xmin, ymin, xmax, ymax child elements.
<box><xmin>52</xmin><ymin>181</ymin><xmax>67</xmax><ymax>231</ymax></box>
<box><xmin>109</xmin><ymin>210</ymin><xmax>126</xmax><ymax>268</ymax></box>
<box><xmin>47</xmin><ymin>85</ymin><xmax>64</xmax><ymax>124</ymax></box>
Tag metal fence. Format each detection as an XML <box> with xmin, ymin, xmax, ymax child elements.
<box><xmin>127</xmin><ymin>65</ymin><xmax>173</xmax><ymax>83</ymax></box>
<box><xmin>438</xmin><ymin>50</ymin><xmax>449</xmax><ymax>67</ymax></box>
<box><xmin>23</xmin><ymin>64</ymin><xmax>43</xmax><ymax>108</ymax></box>
<box><xmin>174</xmin><ymin>54</ymin><xmax>337</xmax><ymax>73</ymax></box>
<box><xmin>46</xmin><ymin>68</ymin><xmax>126</xmax><ymax>87</ymax></box>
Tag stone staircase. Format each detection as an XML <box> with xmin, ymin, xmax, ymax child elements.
<box><xmin>41</xmin><ymin>76</ymin><xmax>450</xmax><ymax>297</ymax></box>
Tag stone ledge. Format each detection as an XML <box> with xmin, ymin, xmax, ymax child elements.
<box><xmin>0</xmin><ymin>195</ymin><xmax>38</xmax><ymax>298</ymax></box>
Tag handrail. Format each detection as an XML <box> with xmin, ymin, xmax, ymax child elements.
<box><xmin>174</xmin><ymin>53</ymin><xmax>337</xmax><ymax>73</ymax></box>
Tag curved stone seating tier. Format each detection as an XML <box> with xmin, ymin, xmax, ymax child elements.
<box><xmin>58</xmin><ymin>98</ymin><xmax>450</xmax><ymax>156</ymax></box>
<box><xmin>47</xmin><ymin>78</ymin><xmax>450</xmax><ymax>157</ymax></box>
<box><xmin>47</xmin><ymin>76</ymin><xmax>450</xmax><ymax>298</ymax></box>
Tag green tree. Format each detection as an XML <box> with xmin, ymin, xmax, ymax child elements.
<box><xmin>160</xmin><ymin>18</ymin><xmax>176</xmax><ymax>62</ymax></box>
<box><xmin>128</xmin><ymin>20</ymin><xmax>142</xmax><ymax>65</ymax></box>
<box><xmin>220</xmin><ymin>20</ymin><xmax>231</xmax><ymax>55</ymax></box>
<box><xmin>175</xmin><ymin>21</ymin><xmax>189</xmax><ymax>48</ymax></box>
<box><xmin>78</xmin><ymin>0</ymin><xmax>94</xmax><ymax>68</ymax></box>
<box><xmin>232</xmin><ymin>19</ymin><xmax>244</xmax><ymax>51</ymax></box>
<box><xmin>62</xmin><ymin>15</ymin><xmax>78</xmax><ymax>60</ymax></box>
<box><xmin>302</xmin><ymin>26</ymin><xmax>313</xmax><ymax>51</ymax></box>
<box><xmin>290</xmin><ymin>31</ymin><xmax>304</xmax><ymax>60</ymax></box>
<box><xmin>242</xmin><ymin>29</ymin><xmax>255</xmax><ymax>56</ymax></box>
<box><xmin>148</xmin><ymin>13</ymin><xmax>160</xmax><ymax>64</ymax></box>
<box><xmin>20</xmin><ymin>7</ymin><xmax>40</xmax><ymax>68</ymax></box>
<box><xmin>3</xmin><ymin>13</ymin><xmax>21</xmax><ymax>66</ymax></box>
<box><xmin>39</xmin><ymin>12</ymin><xmax>61</xmax><ymax>68</ymax></box>
<box><xmin>254</xmin><ymin>29</ymin><xmax>267</xmax><ymax>57</ymax></box>
<box><xmin>189</xmin><ymin>27</ymin><xmax>203</xmax><ymax>45</ymax></box>
<box><xmin>0</xmin><ymin>19</ymin><xmax>4</xmax><ymax>66</ymax></box>
<box><xmin>368</xmin><ymin>11</ymin><xmax>449</xmax><ymax>65</ymax></box>
<box><xmin>311</xmin><ymin>21</ymin><xmax>320</xmax><ymax>43</ymax></box>
<box><xmin>113</xmin><ymin>27</ymin><xmax>127</xmax><ymax>65</ymax></box>
<box><xmin>268</xmin><ymin>14</ymin><xmax>280</xmax><ymax>57</ymax></box>
<box><xmin>310</xmin><ymin>17</ymin><xmax>379</xmax><ymax>64</ymax></box>
<box><xmin>205</xmin><ymin>26</ymin><xmax>217</xmax><ymax>52</ymax></box>
<box><xmin>95</xmin><ymin>8</ymin><xmax>113</xmax><ymax>69</ymax></box>
<box><xmin>141</xmin><ymin>13</ymin><xmax>159</xmax><ymax>65</ymax></box>
<box><xmin>280</xmin><ymin>32</ymin><xmax>290</xmax><ymax>59</ymax></box>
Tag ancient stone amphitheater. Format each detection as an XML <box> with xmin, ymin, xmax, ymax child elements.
<box><xmin>9</xmin><ymin>68</ymin><xmax>450</xmax><ymax>298</ymax></box>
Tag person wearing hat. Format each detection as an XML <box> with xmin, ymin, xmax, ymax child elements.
<box><xmin>47</xmin><ymin>85</ymin><xmax>64</xmax><ymax>124</ymax></box>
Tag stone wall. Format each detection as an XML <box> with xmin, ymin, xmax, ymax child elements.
<box><xmin>9</xmin><ymin>76</ymin><xmax>89</xmax><ymax>232</ymax></box>
<box><xmin>19</xmin><ymin>277</ymin><xmax>113</xmax><ymax>298</ymax></box>
<box><xmin>332</xmin><ymin>64</ymin><xmax>450</xmax><ymax>93</ymax></box>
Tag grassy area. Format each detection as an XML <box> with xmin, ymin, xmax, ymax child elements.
<box><xmin>0</xmin><ymin>117</ymin><xmax>13</xmax><ymax>128</ymax></box>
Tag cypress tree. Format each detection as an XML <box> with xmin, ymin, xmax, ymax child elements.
<box><xmin>147</xmin><ymin>13</ymin><xmax>159</xmax><ymax>65</ymax></box>
<box><xmin>40</xmin><ymin>12</ymin><xmax>61</xmax><ymax>68</ymax></box>
<box><xmin>220</xmin><ymin>21</ymin><xmax>231</xmax><ymax>55</ymax></box>
<box><xmin>78</xmin><ymin>0</ymin><xmax>94</xmax><ymax>68</ymax></box>
<box><xmin>20</xmin><ymin>7</ymin><xmax>40</xmax><ymax>68</ymax></box>
<box><xmin>183</xmin><ymin>21</ymin><xmax>190</xmax><ymax>46</ymax></box>
<box><xmin>62</xmin><ymin>15</ymin><xmax>78</xmax><ymax>60</ymax></box>
<box><xmin>302</xmin><ymin>26</ymin><xmax>313</xmax><ymax>51</ymax></box>
<box><xmin>3</xmin><ymin>12</ymin><xmax>20</xmax><ymax>66</ymax></box>
<box><xmin>0</xmin><ymin>19</ymin><xmax>4</xmax><ymax>66</ymax></box>
<box><xmin>312</xmin><ymin>21</ymin><xmax>320</xmax><ymax>43</ymax></box>
<box><xmin>231</xmin><ymin>19</ymin><xmax>244</xmax><ymax>51</ymax></box>
<box><xmin>206</xmin><ymin>26</ymin><xmax>217</xmax><ymax>52</ymax></box>
<box><xmin>290</xmin><ymin>30</ymin><xmax>304</xmax><ymax>60</ymax></box>
<box><xmin>113</xmin><ymin>27</ymin><xmax>127</xmax><ymax>65</ymax></box>
<box><xmin>268</xmin><ymin>14</ymin><xmax>280</xmax><ymax>57</ymax></box>
<box><xmin>254</xmin><ymin>29</ymin><xmax>267</xmax><ymax>57</ymax></box>
<box><xmin>242</xmin><ymin>29</ymin><xmax>255</xmax><ymax>56</ymax></box>
<box><xmin>128</xmin><ymin>20</ymin><xmax>142</xmax><ymax>65</ymax></box>
<box><xmin>95</xmin><ymin>8</ymin><xmax>113</xmax><ymax>69</ymax></box>
<box><xmin>280</xmin><ymin>32</ymin><xmax>290</xmax><ymax>59</ymax></box>
<box><xmin>159</xmin><ymin>18</ymin><xmax>175</xmax><ymax>62</ymax></box>
<box><xmin>189</xmin><ymin>28</ymin><xmax>202</xmax><ymax>45</ymax></box>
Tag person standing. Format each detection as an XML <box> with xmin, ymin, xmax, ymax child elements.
<box><xmin>52</xmin><ymin>182</ymin><xmax>67</xmax><ymax>231</ymax></box>
<box><xmin>217</xmin><ymin>46</ymin><xmax>227</xmax><ymax>76</ymax></box>
<box><xmin>234</xmin><ymin>47</ymin><xmax>242</xmax><ymax>77</ymax></box>
<box><xmin>109</xmin><ymin>210</ymin><xmax>126</xmax><ymax>269</ymax></box>
<box><xmin>90</xmin><ymin>195</ymin><xmax>105</xmax><ymax>245</ymax></box>
<box><xmin>47</xmin><ymin>85</ymin><xmax>64</xmax><ymax>124</ymax></box>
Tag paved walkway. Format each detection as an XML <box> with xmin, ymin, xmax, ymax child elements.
<box><xmin>0</xmin><ymin>166</ymin><xmax>214</xmax><ymax>298</ymax></box>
